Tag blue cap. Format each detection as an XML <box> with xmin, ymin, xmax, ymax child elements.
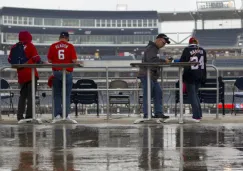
<box><xmin>60</xmin><ymin>31</ymin><xmax>69</xmax><ymax>38</ymax></box>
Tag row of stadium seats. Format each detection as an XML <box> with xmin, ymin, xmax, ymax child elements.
<box><xmin>194</xmin><ymin>28</ymin><xmax>243</xmax><ymax>47</ymax></box>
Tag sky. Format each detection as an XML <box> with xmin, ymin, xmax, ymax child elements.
<box><xmin>0</xmin><ymin>0</ymin><xmax>242</xmax><ymax>11</ymax></box>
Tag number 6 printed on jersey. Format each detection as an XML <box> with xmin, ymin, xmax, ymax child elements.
<box><xmin>58</xmin><ymin>49</ymin><xmax>65</xmax><ymax>60</ymax></box>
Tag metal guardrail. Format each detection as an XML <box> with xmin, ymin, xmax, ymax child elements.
<box><xmin>0</xmin><ymin>64</ymin><xmax>83</xmax><ymax>122</ymax></box>
<box><xmin>0</xmin><ymin>63</ymin><xmax>223</xmax><ymax>123</ymax></box>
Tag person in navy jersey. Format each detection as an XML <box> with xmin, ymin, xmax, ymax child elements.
<box><xmin>179</xmin><ymin>37</ymin><xmax>207</xmax><ymax>120</ymax></box>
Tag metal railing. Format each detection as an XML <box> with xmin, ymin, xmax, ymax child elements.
<box><xmin>0</xmin><ymin>63</ymin><xmax>228</xmax><ymax>122</ymax></box>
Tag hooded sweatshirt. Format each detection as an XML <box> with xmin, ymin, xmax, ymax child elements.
<box><xmin>8</xmin><ymin>31</ymin><xmax>39</xmax><ymax>84</ymax></box>
<box><xmin>138</xmin><ymin>41</ymin><xmax>166</xmax><ymax>81</ymax></box>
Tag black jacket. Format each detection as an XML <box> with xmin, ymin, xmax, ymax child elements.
<box><xmin>138</xmin><ymin>41</ymin><xmax>166</xmax><ymax>80</ymax></box>
<box><xmin>179</xmin><ymin>44</ymin><xmax>207</xmax><ymax>84</ymax></box>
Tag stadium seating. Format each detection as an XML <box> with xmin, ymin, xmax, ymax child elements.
<box><xmin>194</xmin><ymin>29</ymin><xmax>243</xmax><ymax>47</ymax></box>
<box><xmin>212</xmin><ymin>59</ymin><xmax>243</xmax><ymax>67</ymax></box>
<box><xmin>100</xmin><ymin>55</ymin><xmax>135</xmax><ymax>60</ymax></box>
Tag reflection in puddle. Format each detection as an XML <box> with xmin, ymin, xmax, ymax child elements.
<box><xmin>0</xmin><ymin>124</ymin><xmax>243</xmax><ymax>170</ymax></box>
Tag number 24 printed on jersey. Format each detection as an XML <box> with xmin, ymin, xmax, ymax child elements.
<box><xmin>190</xmin><ymin>56</ymin><xmax>204</xmax><ymax>70</ymax></box>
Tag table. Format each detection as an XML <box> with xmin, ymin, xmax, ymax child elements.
<box><xmin>11</xmin><ymin>63</ymin><xmax>83</xmax><ymax>124</ymax></box>
<box><xmin>130</xmin><ymin>62</ymin><xmax>200</xmax><ymax>124</ymax></box>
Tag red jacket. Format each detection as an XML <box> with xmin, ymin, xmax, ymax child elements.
<box><xmin>8</xmin><ymin>31</ymin><xmax>39</xmax><ymax>84</ymax></box>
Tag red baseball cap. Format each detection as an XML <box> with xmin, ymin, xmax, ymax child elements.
<box><xmin>189</xmin><ymin>37</ymin><xmax>198</xmax><ymax>44</ymax></box>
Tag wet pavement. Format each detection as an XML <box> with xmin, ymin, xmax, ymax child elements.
<box><xmin>0</xmin><ymin>123</ymin><xmax>243</xmax><ymax>171</ymax></box>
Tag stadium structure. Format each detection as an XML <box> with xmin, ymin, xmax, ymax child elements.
<box><xmin>0</xmin><ymin>7</ymin><xmax>158</xmax><ymax>59</ymax></box>
<box><xmin>0</xmin><ymin>0</ymin><xmax>243</xmax><ymax>114</ymax></box>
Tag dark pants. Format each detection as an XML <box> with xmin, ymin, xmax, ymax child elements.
<box><xmin>17</xmin><ymin>79</ymin><xmax>37</xmax><ymax>120</ymax></box>
<box><xmin>53</xmin><ymin>71</ymin><xmax>73</xmax><ymax>117</ymax></box>
<box><xmin>186</xmin><ymin>83</ymin><xmax>202</xmax><ymax>119</ymax></box>
<box><xmin>140</xmin><ymin>76</ymin><xmax>163</xmax><ymax>117</ymax></box>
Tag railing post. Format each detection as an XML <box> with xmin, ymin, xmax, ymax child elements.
<box><xmin>62</xmin><ymin>68</ymin><xmax>66</xmax><ymax>119</ymax></box>
<box><xmin>147</xmin><ymin>67</ymin><xmax>152</xmax><ymax>120</ymax></box>
<box><xmin>106</xmin><ymin>67</ymin><xmax>110</xmax><ymax>120</ymax></box>
<box><xmin>31</xmin><ymin>68</ymin><xmax>36</xmax><ymax>120</ymax></box>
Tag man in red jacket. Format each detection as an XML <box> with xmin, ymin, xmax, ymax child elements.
<box><xmin>47</xmin><ymin>31</ymin><xmax>77</xmax><ymax>120</ymax></box>
<box><xmin>8</xmin><ymin>31</ymin><xmax>42</xmax><ymax>121</ymax></box>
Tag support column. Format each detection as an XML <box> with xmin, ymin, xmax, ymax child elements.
<box><xmin>194</xmin><ymin>19</ymin><xmax>197</xmax><ymax>30</ymax></box>
<box><xmin>202</xmin><ymin>19</ymin><xmax>205</xmax><ymax>30</ymax></box>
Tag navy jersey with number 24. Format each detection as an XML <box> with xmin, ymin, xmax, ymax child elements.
<box><xmin>179</xmin><ymin>45</ymin><xmax>207</xmax><ymax>84</ymax></box>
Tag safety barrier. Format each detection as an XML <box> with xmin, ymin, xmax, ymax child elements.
<box><xmin>0</xmin><ymin>63</ymin><xmax>220</xmax><ymax>124</ymax></box>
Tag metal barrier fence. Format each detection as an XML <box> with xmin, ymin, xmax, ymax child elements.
<box><xmin>0</xmin><ymin>63</ymin><xmax>223</xmax><ymax>123</ymax></box>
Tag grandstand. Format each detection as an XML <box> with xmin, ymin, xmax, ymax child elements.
<box><xmin>1</xmin><ymin>5</ymin><xmax>243</xmax><ymax>59</ymax></box>
<box><xmin>1</xmin><ymin>2</ymin><xmax>243</xmax><ymax>114</ymax></box>
<box><xmin>158</xmin><ymin>0</ymin><xmax>243</xmax><ymax>59</ymax></box>
<box><xmin>0</xmin><ymin>7</ymin><xmax>158</xmax><ymax>60</ymax></box>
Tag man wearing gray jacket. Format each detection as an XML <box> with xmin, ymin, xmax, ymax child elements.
<box><xmin>138</xmin><ymin>34</ymin><xmax>171</xmax><ymax>118</ymax></box>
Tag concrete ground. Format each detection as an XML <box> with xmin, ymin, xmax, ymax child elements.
<box><xmin>1</xmin><ymin>113</ymin><xmax>243</xmax><ymax>170</ymax></box>
<box><xmin>0</xmin><ymin>121</ymin><xmax>243</xmax><ymax>170</ymax></box>
<box><xmin>1</xmin><ymin>113</ymin><xmax>243</xmax><ymax>124</ymax></box>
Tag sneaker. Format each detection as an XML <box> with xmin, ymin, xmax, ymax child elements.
<box><xmin>53</xmin><ymin>115</ymin><xmax>61</xmax><ymax>121</ymax></box>
<box><xmin>192</xmin><ymin>117</ymin><xmax>201</xmax><ymax>120</ymax></box>
<box><xmin>17</xmin><ymin>116</ymin><xmax>24</xmax><ymax>121</ymax></box>
<box><xmin>154</xmin><ymin>114</ymin><xmax>170</xmax><ymax>119</ymax></box>
<box><xmin>66</xmin><ymin>115</ymin><xmax>78</xmax><ymax>124</ymax></box>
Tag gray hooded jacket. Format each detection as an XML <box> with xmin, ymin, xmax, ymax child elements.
<box><xmin>138</xmin><ymin>41</ymin><xmax>166</xmax><ymax>81</ymax></box>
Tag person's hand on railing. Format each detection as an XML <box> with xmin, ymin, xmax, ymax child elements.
<box><xmin>167</xmin><ymin>57</ymin><xmax>181</xmax><ymax>63</ymax></box>
<box><xmin>164</xmin><ymin>57</ymin><xmax>174</xmax><ymax>63</ymax></box>
<box><xmin>41</xmin><ymin>61</ymin><xmax>49</xmax><ymax>64</ymax></box>
<box><xmin>75</xmin><ymin>61</ymin><xmax>84</xmax><ymax>66</ymax></box>
<box><xmin>32</xmin><ymin>56</ymin><xmax>42</xmax><ymax>64</ymax></box>
<box><xmin>32</xmin><ymin>56</ymin><xmax>49</xmax><ymax>64</ymax></box>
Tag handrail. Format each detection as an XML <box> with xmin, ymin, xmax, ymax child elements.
<box><xmin>1</xmin><ymin>65</ymin><xmax>242</xmax><ymax>72</ymax></box>
<box><xmin>0</xmin><ymin>87</ymin><xmax>220</xmax><ymax>92</ymax></box>
<box><xmin>0</xmin><ymin>64</ymin><xmax>83</xmax><ymax>122</ymax></box>
<box><xmin>130</xmin><ymin>62</ymin><xmax>200</xmax><ymax>124</ymax></box>
<box><xmin>0</xmin><ymin>63</ymin><xmax>231</xmax><ymax>122</ymax></box>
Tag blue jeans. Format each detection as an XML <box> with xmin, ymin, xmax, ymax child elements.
<box><xmin>53</xmin><ymin>71</ymin><xmax>73</xmax><ymax>117</ymax></box>
<box><xmin>185</xmin><ymin>83</ymin><xmax>202</xmax><ymax>119</ymax></box>
<box><xmin>140</xmin><ymin>77</ymin><xmax>163</xmax><ymax>117</ymax></box>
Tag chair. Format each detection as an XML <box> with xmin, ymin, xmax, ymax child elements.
<box><xmin>200</xmin><ymin>77</ymin><xmax>225</xmax><ymax>115</ymax></box>
<box><xmin>72</xmin><ymin>79</ymin><xmax>99</xmax><ymax>117</ymax></box>
<box><xmin>109</xmin><ymin>80</ymin><xmax>131</xmax><ymax>115</ymax></box>
<box><xmin>0</xmin><ymin>78</ymin><xmax>14</xmax><ymax>115</ymax></box>
<box><xmin>231</xmin><ymin>77</ymin><xmax>243</xmax><ymax>115</ymax></box>
<box><xmin>175</xmin><ymin>77</ymin><xmax>225</xmax><ymax>116</ymax></box>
